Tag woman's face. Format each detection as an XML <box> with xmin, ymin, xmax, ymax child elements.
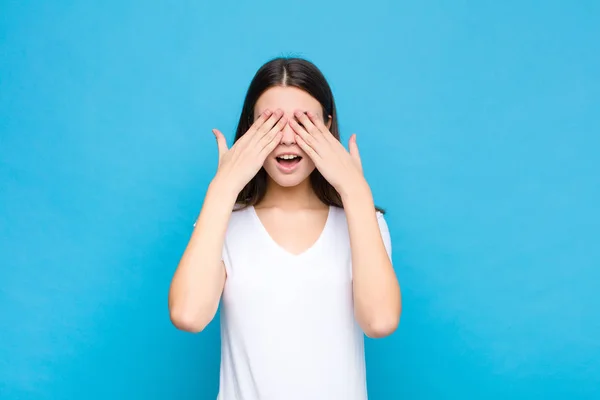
<box><xmin>254</xmin><ymin>86</ymin><xmax>330</xmax><ymax>188</ymax></box>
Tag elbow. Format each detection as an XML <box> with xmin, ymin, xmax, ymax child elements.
<box><xmin>169</xmin><ymin>306</ymin><xmax>209</xmax><ymax>333</ymax></box>
<box><xmin>168</xmin><ymin>286</ymin><xmax>220</xmax><ymax>333</ymax></box>
<box><xmin>360</xmin><ymin>300</ymin><xmax>402</xmax><ymax>339</ymax></box>
<box><xmin>363</xmin><ymin>313</ymin><xmax>400</xmax><ymax>339</ymax></box>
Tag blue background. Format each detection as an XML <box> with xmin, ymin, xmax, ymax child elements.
<box><xmin>1</xmin><ymin>1</ymin><xmax>599</xmax><ymax>399</ymax></box>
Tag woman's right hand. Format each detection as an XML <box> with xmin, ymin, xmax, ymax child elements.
<box><xmin>211</xmin><ymin>109</ymin><xmax>286</xmax><ymax>194</ymax></box>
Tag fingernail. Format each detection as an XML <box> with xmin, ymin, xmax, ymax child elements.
<box><xmin>264</xmin><ymin>109</ymin><xmax>272</xmax><ymax>115</ymax></box>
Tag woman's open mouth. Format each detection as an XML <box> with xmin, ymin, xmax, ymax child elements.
<box><xmin>275</xmin><ymin>154</ymin><xmax>303</xmax><ymax>173</ymax></box>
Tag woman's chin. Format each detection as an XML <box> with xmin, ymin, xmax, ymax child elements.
<box><xmin>269</xmin><ymin>175</ymin><xmax>309</xmax><ymax>188</ymax></box>
<box><xmin>264</xmin><ymin>166</ymin><xmax>314</xmax><ymax>188</ymax></box>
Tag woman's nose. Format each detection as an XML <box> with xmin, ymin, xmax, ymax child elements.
<box><xmin>280</xmin><ymin>119</ymin><xmax>296</xmax><ymax>145</ymax></box>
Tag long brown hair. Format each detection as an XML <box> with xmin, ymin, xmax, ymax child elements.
<box><xmin>232</xmin><ymin>57</ymin><xmax>384</xmax><ymax>213</ymax></box>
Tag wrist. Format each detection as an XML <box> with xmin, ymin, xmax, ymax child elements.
<box><xmin>208</xmin><ymin>176</ymin><xmax>240</xmax><ymax>204</ymax></box>
<box><xmin>338</xmin><ymin>176</ymin><xmax>371</xmax><ymax>201</ymax></box>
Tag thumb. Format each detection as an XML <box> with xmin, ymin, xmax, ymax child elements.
<box><xmin>212</xmin><ymin>129</ymin><xmax>228</xmax><ymax>159</ymax></box>
<box><xmin>348</xmin><ymin>134</ymin><xmax>362</xmax><ymax>167</ymax></box>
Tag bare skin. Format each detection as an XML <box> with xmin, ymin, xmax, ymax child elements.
<box><xmin>254</xmin><ymin>179</ymin><xmax>329</xmax><ymax>257</ymax></box>
<box><xmin>169</xmin><ymin>86</ymin><xmax>401</xmax><ymax>337</ymax></box>
<box><xmin>168</xmin><ymin>109</ymin><xmax>286</xmax><ymax>332</ymax></box>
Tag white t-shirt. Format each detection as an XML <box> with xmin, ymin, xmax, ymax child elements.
<box><xmin>216</xmin><ymin>205</ymin><xmax>392</xmax><ymax>400</ymax></box>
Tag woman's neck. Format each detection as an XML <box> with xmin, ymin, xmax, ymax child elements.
<box><xmin>258</xmin><ymin>178</ymin><xmax>325</xmax><ymax>210</ymax></box>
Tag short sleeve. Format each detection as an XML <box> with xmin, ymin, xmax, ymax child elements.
<box><xmin>376</xmin><ymin>211</ymin><xmax>392</xmax><ymax>260</ymax></box>
<box><xmin>221</xmin><ymin>236</ymin><xmax>231</xmax><ymax>274</ymax></box>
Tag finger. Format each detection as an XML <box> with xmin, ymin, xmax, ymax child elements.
<box><xmin>294</xmin><ymin>111</ymin><xmax>321</xmax><ymax>137</ymax></box>
<box><xmin>253</xmin><ymin>109</ymin><xmax>284</xmax><ymax>141</ymax></box>
<box><xmin>306</xmin><ymin>111</ymin><xmax>330</xmax><ymax>134</ymax></box>
<box><xmin>246</xmin><ymin>109</ymin><xmax>273</xmax><ymax>136</ymax></box>
<box><xmin>348</xmin><ymin>134</ymin><xmax>363</xmax><ymax>171</ymax></box>
<box><xmin>307</xmin><ymin>111</ymin><xmax>338</xmax><ymax>145</ymax></box>
<box><xmin>260</xmin><ymin>131</ymin><xmax>283</xmax><ymax>158</ymax></box>
<box><xmin>239</xmin><ymin>109</ymin><xmax>273</xmax><ymax>144</ymax></box>
<box><xmin>259</xmin><ymin>115</ymin><xmax>287</xmax><ymax>149</ymax></box>
<box><xmin>295</xmin><ymin>134</ymin><xmax>320</xmax><ymax>161</ymax></box>
<box><xmin>213</xmin><ymin>129</ymin><xmax>228</xmax><ymax>159</ymax></box>
<box><xmin>289</xmin><ymin>118</ymin><xmax>319</xmax><ymax>150</ymax></box>
<box><xmin>234</xmin><ymin>109</ymin><xmax>273</xmax><ymax>148</ymax></box>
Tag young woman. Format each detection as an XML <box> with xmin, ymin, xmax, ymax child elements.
<box><xmin>169</xmin><ymin>57</ymin><xmax>401</xmax><ymax>400</ymax></box>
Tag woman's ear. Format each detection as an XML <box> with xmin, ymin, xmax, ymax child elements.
<box><xmin>326</xmin><ymin>115</ymin><xmax>332</xmax><ymax>130</ymax></box>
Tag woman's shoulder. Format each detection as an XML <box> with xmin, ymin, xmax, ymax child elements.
<box><xmin>330</xmin><ymin>205</ymin><xmax>389</xmax><ymax>234</ymax></box>
<box><xmin>229</xmin><ymin>203</ymin><xmax>253</xmax><ymax>222</ymax></box>
<box><xmin>232</xmin><ymin>203</ymin><xmax>247</xmax><ymax>212</ymax></box>
<box><xmin>330</xmin><ymin>205</ymin><xmax>386</xmax><ymax>220</ymax></box>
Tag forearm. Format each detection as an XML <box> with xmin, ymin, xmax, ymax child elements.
<box><xmin>341</xmin><ymin>181</ymin><xmax>401</xmax><ymax>338</ymax></box>
<box><xmin>168</xmin><ymin>178</ymin><xmax>237</xmax><ymax>332</ymax></box>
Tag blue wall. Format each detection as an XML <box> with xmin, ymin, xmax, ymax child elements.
<box><xmin>1</xmin><ymin>1</ymin><xmax>599</xmax><ymax>399</ymax></box>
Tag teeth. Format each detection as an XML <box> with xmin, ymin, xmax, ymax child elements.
<box><xmin>279</xmin><ymin>155</ymin><xmax>298</xmax><ymax>160</ymax></box>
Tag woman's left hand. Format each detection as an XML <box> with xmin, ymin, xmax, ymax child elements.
<box><xmin>290</xmin><ymin>110</ymin><xmax>367</xmax><ymax>195</ymax></box>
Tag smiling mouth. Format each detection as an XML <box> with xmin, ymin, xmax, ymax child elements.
<box><xmin>276</xmin><ymin>155</ymin><xmax>302</xmax><ymax>169</ymax></box>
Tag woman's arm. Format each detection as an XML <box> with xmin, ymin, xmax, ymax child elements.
<box><xmin>341</xmin><ymin>181</ymin><xmax>402</xmax><ymax>338</ymax></box>
<box><xmin>170</xmin><ymin>111</ymin><xmax>285</xmax><ymax>332</ymax></box>
<box><xmin>286</xmin><ymin>111</ymin><xmax>401</xmax><ymax>337</ymax></box>
<box><xmin>168</xmin><ymin>179</ymin><xmax>237</xmax><ymax>333</ymax></box>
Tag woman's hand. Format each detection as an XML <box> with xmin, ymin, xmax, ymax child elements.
<box><xmin>212</xmin><ymin>109</ymin><xmax>287</xmax><ymax>194</ymax></box>
<box><xmin>290</xmin><ymin>110</ymin><xmax>366</xmax><ymax>196</ymax></box>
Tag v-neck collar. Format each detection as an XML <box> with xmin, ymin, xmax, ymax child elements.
<box><xmin>249</xmin><ymin>205</ymin><xmax>333</xmax><ymax>258</ymax></box>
